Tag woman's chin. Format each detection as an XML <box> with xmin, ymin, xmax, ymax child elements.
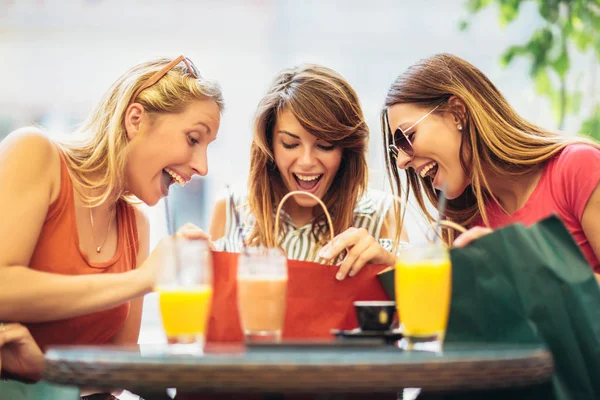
<box><xmin>292</xmin><ymin>198</ymin><xmax>320</xmax><ymax>209</ymax></box>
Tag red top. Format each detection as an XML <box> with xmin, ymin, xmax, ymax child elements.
<box><xmin>473</xmin><ymin>144</ymin><xmax>600</xmax><ymax>273</ymax></box>
<box><xmin>25</xmin><ymin>150</ymin><xmax>139</xmax><ymax>351</ymax></box>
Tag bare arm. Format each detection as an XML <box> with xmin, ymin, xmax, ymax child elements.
<box><xmin>110</xmin><ymin>207</ymin><xmax>150</xmax><ymax>345</ymax></box>
<box><xmin>0</xmin><ymin>130</ymin><xmax>153</xmax><ymax>322</ymax></box>
<box><xmin>209</xmin><ymin>198</ymin><xmax>227</xmax><ymax>240</ymax></box>
<box><xmin>580</xmin><ymin>184</ymin><xmax>600</xmax><ymax>285</ymax></box>
<box><xmin>380</xmin><ymin>205</ymin><xmax>409</xmax><ymax>242</ymax></box>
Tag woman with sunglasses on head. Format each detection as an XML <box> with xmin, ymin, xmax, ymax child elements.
<box><xmin>380</xmin><ymin>53</ymin><xmax>600</xmax><ymax>278</ymax></box>
<box><xmin>0</xmin><ymin>56</ymin><xmax>223</xmax><ymax>379</ymax></box>
<box><xmin>210</xmin><ymin>64</ymin><xmax>407</xmax><ymax>280</ymax></box>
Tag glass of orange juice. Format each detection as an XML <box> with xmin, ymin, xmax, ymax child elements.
<box><xmin>237</xmin><ymin>248</ymin><xmax>288</xmax><ymax>343</ymax></box>
<box><xmin>395</xmin><ymin>243</ymin><xmax>451</xmax><ymax>352</ymax></box>
<box><xmin>156</xmin><ymin>238</ymin><xmax>212</xmax><ymax>354</ymax></box>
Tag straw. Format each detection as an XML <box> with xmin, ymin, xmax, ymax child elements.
<box><xmin>385</xmin><ymin>190</ymin><xmax>466</xmax><ymax>256</ymax></box>
<box><xmin>164</xmin><ymin>196</ymin><xmax>175</xmax><ymax>236</ymax></box>
<box><xmin>432</xmin><ymin>183</ymin><xmax>449</xmax><ymax>245</ymax></box>
<box><xmin>164</xmin><ymin>196</ymin><xmax>181</xmax><ymax>275</ymax></box>
<box><xmin>226</xmin><ymin>184</ymin><xmax>248</xmax><ymax>254</ymax></box>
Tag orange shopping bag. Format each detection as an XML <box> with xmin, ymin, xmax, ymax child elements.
<box><xmin>206</xmin><ymin>251</ymin><xmax>390</xmax><ymax>343</ymax></box>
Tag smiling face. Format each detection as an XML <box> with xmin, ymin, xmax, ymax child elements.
<box><xmin>387</xmin><ymin>103</ymin><xmax>470</xmax><ymax>199</ymax></box>
<box><xmin>124</xmin><ymin>99</ymin><xmax>221</xmax><ymax>206</ymax></box>
<box><xmin>273</xmin><ymin>109</ymin><xmax>343</xmax><ymax>209</ymax></box>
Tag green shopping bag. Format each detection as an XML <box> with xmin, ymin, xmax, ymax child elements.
<box><xmin>446</xmin><ymin>215</ymin><xmax>600</xmax><ymax>400</ymax></box>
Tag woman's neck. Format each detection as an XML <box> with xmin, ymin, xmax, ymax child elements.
<box><xmin>484</xmin><ymin>166</ymin><xmax>543</xmax><ymax>214</ymax></box>
<box><xmin>71</xmin><ymin>170</ymin><xmax>121</xmax><ymax>209</ymax></box>
<box><xmin>284</xmin><ymin>199</ymin><xmax>315</xmax><ymax>228</ymax></box>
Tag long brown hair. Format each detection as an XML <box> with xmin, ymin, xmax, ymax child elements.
<box><xmin>247</xmin><ymin>64</ymin><xmax>368</xmax><ymax>250</ymax></box>
<box><xmin>382</xmin><ymin>53</ymin><xmax>599</xmax><ymax>246</ymax></box>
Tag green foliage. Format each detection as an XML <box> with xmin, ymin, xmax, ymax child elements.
<box><xmin>461</xmin><ymin>0</ymin><xmax>600</xmax><ymax>137</ymax></box>
<box><xmin>581</xmin><ymin>106</ymin><xmax>600</xmax><ymax>141</ymax></box>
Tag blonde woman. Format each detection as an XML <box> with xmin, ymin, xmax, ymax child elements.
<box><xmin>210</xmin><ymin>64</ymin><xmax>407</xmax><ymax>280</ymax></box>
<box><xmin>380</xmin><ymin>53</ymin><xmax>600</xmax><ymax>277</ymax></box>
<box><xmin>0</xmin><ymin>56</ymin><xmax>223</xmax><ymax>356</ymax></box>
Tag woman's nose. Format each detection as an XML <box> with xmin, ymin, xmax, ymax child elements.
<box><xmin>395</xmin><ymin>152</ymin><xmax>412</xmax><ymax>170</ymax></box>
<box><xmin>298</xmin><ymin>147</ymin><xmax>316</xmax><ymax>167</ymax></box>
<box><xmin>191</xmin><ymin>148</ymin><xmax>208</xmax><ymax>176</ymax></box>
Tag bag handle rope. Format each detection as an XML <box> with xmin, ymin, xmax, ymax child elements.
<box><xmin>275</xmin><ymin>191</ymin><xmax>335</xmax><ymax>264</ymax></box>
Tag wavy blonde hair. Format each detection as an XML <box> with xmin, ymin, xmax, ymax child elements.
<box><xmin>58</xmin><ymin>57</ymin><xmax>224</xmax><ymax>207</ymax></box>
<box><xmin>382</xmin><ymin>53</ymin><xmax>600</xmax><ymax>246</ymax></box>
<box><xmin>247</xmin><ymin>64</ymin><xmax>369</xmax><ymax>250</ymax></box>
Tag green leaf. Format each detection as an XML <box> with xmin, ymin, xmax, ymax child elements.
<box><xmin>465</xmin><ymin>0</ymin><xmax>491</xmax><ymax>13</ymax></box>
<box><xmin>552</xmin><ymin>48</ymin><xmax>570</xmax><ymax>78</ymax></box>
<box><xmin>520</xmin><ymin>28</ymin><xmax>554</xmax><ymax>75</ymax></box>
<box><xmin>538</xmin><ymin>0</ymin><xmax>560</xmax><ymax>23</ymax></box>
<box><xmin>570</xmin><ymin>27</ymin><xmax>593</xmax><ymax>51</ymax></box>
<box><xmin>580</xmin><ymin>107</ymin><xmax>600</xmax><ymax>141</ymax></box>
<box><xmin>501</xmin><ymin>45</ymin><xmax>528</xmax><ymax>66</ymax></box>
<box><xmin>549</xmin><ymin>90</ymin><xmax>563</xmax><ymax>125</ymax></box>
<box><xmin>459</xmin><ymin>19</ymin><xmax>470</xmax><ymax>31</ymax></box>
<box><xmin>499</xmin><ymin>1</ymin><xmax>520</xmax><ymax>26</ymax></box>
<box><xmin>566</xmin><ymin>91</ymin><xmax>583</xmax><ymax>114</ymax></box>
<box><xmin>534</xmin><ymin>68</ymin><xmax>553</xmax><ymax>96</ymax></box>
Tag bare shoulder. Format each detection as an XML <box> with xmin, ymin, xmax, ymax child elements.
<box><xmin>209</xmin><ymin>197</ymin><xmax>228</xmax><ymax>239</ymax></box>
<box><xmin>2</xmin><ymin>127</ymin><xmax>56</xmax><ymax>159</ymax></box>
<box><xmin>0</xmin><ymin>127</ymin><xmax>61</xmax><ymax>199</ymax></box>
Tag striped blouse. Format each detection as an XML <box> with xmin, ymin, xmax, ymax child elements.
<box><xmin>213</xmin><ymin>188</ymin><xmax>395</xmax><ymax>262</ymax></box>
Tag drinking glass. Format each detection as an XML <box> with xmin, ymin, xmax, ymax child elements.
<box><xmin>237</xmin><ymin>248</ymin><xmax>288</xmax><ymax>342</ymax></box>
<box><xmin>395</xmin><ymin>243</ymin><xmax>451</xmax><ymax>352</ymax></box>
<box><xmin>156</xmin><ymin>238</ymin><xmax>213</xmax><ymax>354</ymax></box>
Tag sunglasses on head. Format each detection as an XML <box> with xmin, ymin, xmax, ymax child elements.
<box><xmin>130</xmin><ymin>55</ymin><xmax>200</xmax><ymax>105</ymax></box>
<box><xmin>388</xmin><ymin>104</ymin><xmax>440</xmax><ymax>158</ymax></box>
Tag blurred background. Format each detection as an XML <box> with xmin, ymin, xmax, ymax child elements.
<box><xmin>1</xmin><ymin>0</ymin><xmax>598</xmax><ymax>348</ymax></box>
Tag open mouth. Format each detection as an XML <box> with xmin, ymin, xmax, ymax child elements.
<box><xmin>419</xmin><ymin>162</ymin><xmax>438</xmax><ymax>179</ymax></box>
<box><xmin>293</xmin><ymin>173</ymin><xmax>323</xmax><ymax>192</ymax></box>
<box><xmin>162</xmin><ymin>168</ymin><xmax>186</xmax><ymax>188</ymax></box>
<box><xmin>160</xmin><ymin>168</ymin><xmax>186</xmax><ymax>196</ymax></box>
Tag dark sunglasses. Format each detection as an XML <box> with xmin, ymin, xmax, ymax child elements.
<box><xmin>388</xmin><ymin>104</ymin><xmax>440</xmax><ymax>158</ymax></box>
<box><xmin>130</xmin><ymin>55</ymin><xmax>200</xmax><ymax>104</ymax></box>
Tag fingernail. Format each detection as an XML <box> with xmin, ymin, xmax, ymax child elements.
<box><xmin>318</xmin><ymin>247</ymin><xmax>331</xmax><ymax>258</ymax></box>
<box><xmin>336</xmin><ymin>272</ymin><xmax>344</xmax><ymax>280</ymax></box>
<box><xmin>349</xmin><ymin>269</ymin><xmax>356</xmax><ymax>277</ymax></box>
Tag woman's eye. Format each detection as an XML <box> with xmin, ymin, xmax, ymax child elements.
<box><xmin>317</xmin><ymin>144</ymin><xmax>335</xmax><ymax>151</ymax></box>
<box><xmin>281</xmin><ymin>141</ymin><xmax>298</xmax><ymax>149</ymax></box>
<box><xmin>187</xmin><ymin>133</ymin><xmax>199</xmax><ymax>145</ymax></box>
<box><xmin>406</xmin><ymin>132</ymin><xmax>416</xmax><ymax>141</ymax></box>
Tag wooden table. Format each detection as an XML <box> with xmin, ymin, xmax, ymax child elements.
<box><xmin>43</xmin><ymin>342</ymin><xmax>554</xmax><ymax>397</ymax></box>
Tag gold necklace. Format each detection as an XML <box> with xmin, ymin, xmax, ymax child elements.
<box><xmin>89</xmin><ymin>204</ymin><xmax>114</xmax><ymax>253</ymax></box>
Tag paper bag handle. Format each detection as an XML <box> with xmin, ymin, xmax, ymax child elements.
<box><xmin>274</xmin><ymin>191</ymin><xmax>335</xmax><ymax>245</ymax></box>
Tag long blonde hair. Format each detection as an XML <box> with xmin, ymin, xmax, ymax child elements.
<box><xmin>382</xmin><ymin>53</ymin><xmax>600</xmax><ymax>246</ymax></box>
<box><xmin>247</xmin><ymin>64</ymin><xmax>369</xmax><ymax>249</ymax></box>
<box><xmin>58</xmin><ymin>57</ymin><xmax>224</xmax><ymax>207</ymax></box>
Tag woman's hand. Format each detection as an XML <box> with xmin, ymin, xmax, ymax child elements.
<box><xmin>0</xmin><ymin>323</ymin><xmax>44</xmax><ymax>381</ymax></box>
<box><xmin>176</xmin><ymin>223</ymin><xmax>214</xmax><ymax>248</ymax></box>
<box><xmin>318</xmin><ymin>228</ymin><xmax>396</xmax><ymax>280</ymax></box>
<box><xmin>139</xmin><ymin>223</ymin><xmax>214</xmax><ymax>291</ymax></box>
<box><xmin>452</xmin><ymin>226</ymin><xmax>493</xmax><ymax>248</ymax></box>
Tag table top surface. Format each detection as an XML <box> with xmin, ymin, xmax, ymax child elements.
<box><xmin>44</xmin><ymin>342</ymin><xmax>554</xmax><ymax>394</ymax></box>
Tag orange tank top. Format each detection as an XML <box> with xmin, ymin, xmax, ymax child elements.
<box><xmin>25</xmin><ymin>149</ymin><xmax>139</xmax><ymax>352</ymax></box>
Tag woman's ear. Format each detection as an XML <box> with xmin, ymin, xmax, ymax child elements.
<box><xmin>124</xmin><ymin>103</ymin><xmax>145</xmax><ymax>140</ymax></box>
<box><xmin>447</xmin><ymin>96</ymin><xmax>467</xmax><ymax>127</ymax></box>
